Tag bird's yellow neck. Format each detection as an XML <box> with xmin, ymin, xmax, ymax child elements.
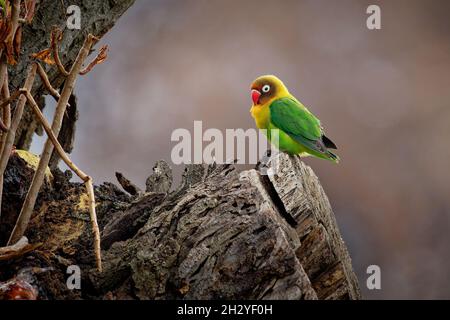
<box><xmin>251</xmin><ymin>104</ymin><xmax>270</xmax><ymax>129</ymax></box>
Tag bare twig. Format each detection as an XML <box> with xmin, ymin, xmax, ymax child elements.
<box><xmin>0</xmin><ymin>62</ymin><xmax>7</xmax><ymax>133</ymax></box>
<box><xmin>0</xmin><ymin>67</ymin><xmax>10</xmax><ymax>219</ymax></box>
<box><xmin>8</xmin><ymin>34</ymin><xmax>95</xmax><ymax>247</ymax></box>
<box><xmin>86</xmin><ymin>178</ymin><xmax>101</xmax><ymax>271</ymax></box>
<box><xmin>0</xmin><ymin>87</ymin><xmax>23</xmax><ymax>131</ymax></box>
<box><xmin>13</xmin><ymin>0</ymin><xmax>22</xmax><ymax>23</ymax></box>
<box><xmin>0</xmin><ymin>65</ymin><xmax>11</xmax><ymax>135</ymax></box>
<box><xmin>0</xmin><ymin>73</ymin><xmax>11</xmax><ymax>145</ymax></box>
<box><xmin>0</xmin><ymin>236</ymin><xmax>41</xmax><ymax>261</ymax></box>
<box><xmin>0</xmin><ymin>76</ymin><xmax>8</xmax><ymax>132</ymax></box>
<box><xmin>4</xmin><ymin>0</ymin><xmax>22</xmax><ymax>65</ymax></box>
<box><xmin>79</xmin><ymin>45</ymin><xmax>108</xmax><ymax>75</ymax></box>
<box><xmin>0</xmin><ymin>64</ymin><xmax>37</xmax><ymax>214</ymax></box>
<box><xmin>51</xmin><ymin>28</ymin><xmax>70</xmax><ymax>76</ymax></box>
<box><xmin>23</xmin><ymin>0</ymin><xmax>37</xmax><ymax>24</ymax></box>
<box><xmin>0</xmin><ymin>89</ymin><xmax>22</xmax><ymax>111</ymax></box>
<box><xmin>0</xmin><ymin>60</ymin><xmax>7</xmax><ymax>99</ymax></box>
<box><xmin>5</xmin><ymin>0</ymin><xmax>21</xmax><ymax>45</ymax></box>
<box><xmin>35</xmin><ymin>62</ymin><xmax>60</xmax><ymax>100</ymax></box>
<box><xmin>1</xmin><ymin>74</ymin><xmax>11</xmax><ymax>133</ymax></box>
<box><xmin>0</xmin><ymin>118</ymin><xmax>7</xmax><ymax>132</ymax></box>
<box><xmin>21</xmin><ymin>89</ymin><xmax>102</xmax><ymax>271</ymax></box>
<box><xmin>34</xmin><ymin>62</ymin><xmax>70</xmax><ymax>108</ymax></box>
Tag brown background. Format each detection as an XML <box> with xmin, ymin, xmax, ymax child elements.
<box><xmin>31</xmin><ymin>0</ymin><xmax>450</xmax><ymax>299</ymax></box>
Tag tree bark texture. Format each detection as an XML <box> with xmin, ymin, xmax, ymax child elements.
<box><xmin>0</xmin><ymin>151</ymin><xmax>361</xmax><ymax>300</ymax></box>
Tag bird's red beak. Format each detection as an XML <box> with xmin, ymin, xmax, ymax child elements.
<box><xmin>251</xmin><ymin>89</ymin><xmax>261</xmax><ymax>105</ymax></box>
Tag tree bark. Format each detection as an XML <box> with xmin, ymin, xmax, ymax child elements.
<box><xmin>0</xmin><ymin>152</ymin><xmax>361</xmax><ymax>300</ymax></box>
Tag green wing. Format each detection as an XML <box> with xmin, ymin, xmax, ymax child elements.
<box><xmin>269</xmin><ymin>97</ymin><xmax>328</xmax><ymax>154</ymax></box>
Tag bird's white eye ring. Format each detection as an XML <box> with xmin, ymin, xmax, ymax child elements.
<box><xmin>262</xmin><ymin>84</ymin><xmax>270</xmax><ymax>93</ymax></box>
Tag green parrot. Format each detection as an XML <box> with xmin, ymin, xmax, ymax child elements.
<box><xmin>250</xmin><ymin>75</ymin><xmax>339</xmax><ymax>163</ymax></box>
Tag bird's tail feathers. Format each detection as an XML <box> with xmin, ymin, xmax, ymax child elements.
<box><xmin>325</xmin><ymin>150</ymin><xmax>340</xmax><ymax>163</ymax></box>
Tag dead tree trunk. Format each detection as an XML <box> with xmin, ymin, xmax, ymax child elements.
<box><xmin>0</xmin><ymin>152</ymin><xmax>361</xmax><ymax>300</ymax></box>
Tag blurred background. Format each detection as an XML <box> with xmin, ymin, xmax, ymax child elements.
<box><xmin>31</xmin><ymin>0</ymin><xmax>450</xmax><ymax>299</ymax></box>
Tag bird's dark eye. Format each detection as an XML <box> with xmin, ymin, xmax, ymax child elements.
<box><xmin>262</xmin><ymin>84</ymin><xmax>270</xmax><ymax>93</ymax></box>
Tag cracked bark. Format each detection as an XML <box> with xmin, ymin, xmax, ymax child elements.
<box><xmin>98</xmin><ymin>154</ymin><xmax>361</xmax><ymax>299</ymax></box>
<box><xmin>0</xmin><ymin>152</ymin><xmax>361</xmax><ymax>300</ymax></box>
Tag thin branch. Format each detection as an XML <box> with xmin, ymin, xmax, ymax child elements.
<box><xmin>5</xmin><ymin>0</ymin><xmax>21</xmax><ymax>45</ymax></box>
<box><xmin>4</xmin><ymin>0</ymin><xmax>22</xmax><ymax>65</ymax></box>
<box><xmin>8</xmin><ymin>34</ymin><xmax>95</xmax><ymax>247</ymax></box>
<box><xmin>34</xmin><ymin>62</ymin><xmax>70</xmax><ymax>107</ymax></box>
<box><xmin>79</xmin><ymin>45</ymin><xmax>108</xmax><ymax>75</ymax></box>
<box><xmin>0</xmin><ymin>63</ymin><xmax>37</xmax><ymax>191</ymax></box>
<box><xmin>51</xmin><ymin>28</ymin><xmax>70</xmax><ymax>76</ymax></box>
<box><xmin>0</xmin><ymin>118</ymin><xmax>7</xmax><ymax>132</ymax></box>
<box><xmin>21</xmin><ymin>90</ymin><xmax>88</xmax><ymax>180</ymax></box>
<box><xmin>0</xmin><ymin>236</ymin><xmax>41</xmax><ymax>261</ymax></box>
<box><xmin>86</xmin><ymin>178</ymin><xmax>102</xmax><ymax>272</ymax></box>
<box><xmin>0</xmin><ymin>89</ymin><xmax>22</xmax><ymax>111</ymax></box>
<box><xmin>35</xmin><ymin>62</ymin><xmax>60</xmax><ymax>101</ymax></box>
<box><xmin>23</xmin><ymin>0</ymin><xmax>37</xmax><ymax>24</ymax></box>
<box><xmin>0</xmin><ymin>61</ymin><xmax>11</xmax><ymax>135</ymax></box>
<box><xmin>0</xmin><ymin>59</ymin><xmax>7</xmax><ymax>99</ymax></box>
<box><xmin>22</xmin><ymin>89</ymin><xmax>102</xmax><ymax>271</ymax></box>
<box><xmin>12</xmin><ymin>0</ymin><xmax>22</xmax><ymax>27</ymax></box>
<box><xmin>0</xmin><ymin>72</ymin><xmax>11</xmax><ymax>156</ymax></box>
<box><xmin>0</xmin><ymin>61</ymin><xmax>7</xmax><ymax>132</ymax></box>
<box><xmin>1</xmin><ymin>73</ymin><xmax>11</xmax><ymax>134</ymax></box>
<box><xmin>0</xmin><ymin>73</ymin><xmax>8</xmax><ymax>131</ymax></box>
<box><xmin>0</xmin><ymin>68</ymin><xmax>10</xmax><ymax>219</ymax></box>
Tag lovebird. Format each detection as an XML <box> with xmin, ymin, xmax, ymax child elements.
<box><xmin>250</xmin><ymin>75</ymin><xmax>339</xmax><ymax>163</ymax></box>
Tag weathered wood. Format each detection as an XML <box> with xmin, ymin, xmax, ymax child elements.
<box><xmin>145</xmin><ymin>160</ymin><xmax>173</xmax><ymax>194</ymax></box>
<box><xmin>0</xmin><ymin>150</ymin><xmax>52</xmax><ymax>245</ymax></box>
<box><xmin>0</xmin><ymin>236</ymin><xmax>40</xmax><ymax>261</ymax></box>
<box><xmin>115</xmin><ymin>171</ymin><xmax>142</xmax><ymax>196</ymax></box>
<box><xmin>260</xmin><ymin>154</ymin><xmax>361</xmax><ymax>299</ymax></box>
<box><xmin>101</xmin><ymin>154</ymin><xmax>361</xmax><ymax>299</ymax></box>
<box><xmin>91</xmin><ymin>162</ymin><xmax>317</xmax><ymax>299</ymax></box>
<box><xmin>0</xmin><ymin>151</ymin><xmax>360</xmax><ymax>299</ymax></box>
<box><xmin>0</xmin><ymin>145</ymin><xmax>360</xmax><ymax>299</ymax></box>
<box><xmin>101</xmin><ymin>192</ymin><xmax>165</xmax><ymax>250</ymax></box>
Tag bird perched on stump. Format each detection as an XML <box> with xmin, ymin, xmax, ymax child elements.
<box><xmin>250</xmin><ymin>75</ymin><xmax>339</xmax><ymax>163</ymax></box>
